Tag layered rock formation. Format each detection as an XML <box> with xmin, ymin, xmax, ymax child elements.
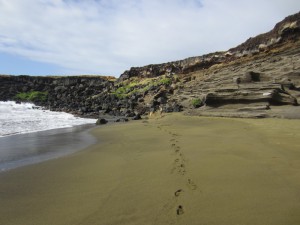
<box><xmin>1</xmin><ymin>12</ymin><xmax>300</xmax><ymax>119</ymax></box>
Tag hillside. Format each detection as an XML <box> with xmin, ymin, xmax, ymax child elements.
<box><xmin>115</xmin><ymin>11</ymin><xmax>300</xmax><ymax>119</ymax></box>
<box><xmin>1</xmin><ymin>11</ymin><xmax>300</xmax><ymax>119</ymax></box>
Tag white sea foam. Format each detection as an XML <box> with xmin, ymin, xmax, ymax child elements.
<box><xmin>0</xmin><ymin>101</ymin><xmax>97</xmax><ymax>137</ymax></box>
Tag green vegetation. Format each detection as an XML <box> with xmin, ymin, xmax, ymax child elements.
<box><xmin>113</xmin><ymin>86</ymin><xmax>131</xmax><ymax>99</ymax></box>
<box><xmin>112</xmin><ymin>76</ymin><xmax>172</xmax><ymax>99</ymax></box>
<box><xmin>15</xmin><ymin>91</ymin><xmax>48</xmax><ymax>102</ymax></box>
<box><xmin>191</xmin><ymin>98</ymin><xmax>202</xmax><ymax>108</ymax></box>
<box><xmin>157</xmin><ymin>77</ymin><xmax>172</xmax><ymax>85</ymax></box>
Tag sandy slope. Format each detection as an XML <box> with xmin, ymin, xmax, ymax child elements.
<box><xmin>1</xmin><ymin>113</ymin><xmax>300</xmax><ymax>225</ymax></box>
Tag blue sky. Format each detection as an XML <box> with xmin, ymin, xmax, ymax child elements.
<box><xmin>0</xmin><ymin>0</ymin><xmax>299</xmax><ymax>77</ymax></box>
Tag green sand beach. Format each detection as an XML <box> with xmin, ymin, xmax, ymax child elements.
<box><xmin>1</xmin><ymin>113</ymin><xmax>300</xmax><ymax>225</ymax></box>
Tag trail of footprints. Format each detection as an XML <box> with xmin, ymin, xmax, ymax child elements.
<box><xmin>158</xmin><ymin>124</ymin><xmax>199</xmax><ymax>219</ymax></box>
<box><xmin>169</xmin><ymin>131</ymin><xmax>198</xmax><ymax>191</ymax></box>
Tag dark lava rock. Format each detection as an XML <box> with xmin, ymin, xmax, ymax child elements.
<box><xmin>96</xmin><ymin>118</ymin><xmax>108</xmax><ymax>125</ymax></box>
<box><xmin>115</xmin><ymin>118</ymin><xmax>129</xmax><ymax>122</ymax></box>
<box><xmin>132</xmin><ymin>114</ymin><xmax>142</xmax><ymax>120</ymax></box>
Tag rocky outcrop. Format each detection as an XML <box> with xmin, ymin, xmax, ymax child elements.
<box><xmin>0</xmin><ymin>75</ymin><xmax>114</xmax><ymax>117</ymax></box>
<box><xmin>0</xmin><ymin>74</ymin><xmax>181</xmax><ymax>118</ymax></box>
<box><xmin>119</xmin><ymin>52</ymin><xmax>224</xmax><ymax>80</ymax></box>
<box><xmin>205</xmin><ymin>88</ymin><xmax>297</xmax><ymax>106</ymax></box>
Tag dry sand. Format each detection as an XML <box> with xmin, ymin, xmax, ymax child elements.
<box><xmin>1</xmin><ymin>113</ymin><xmax>300</xmax><ymax>225</ymax></box>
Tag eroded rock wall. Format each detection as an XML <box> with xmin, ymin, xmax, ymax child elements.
<box><xmin>0</xmin><ymin>75</ymin><xmax>114</xmax><ymax>117</ymax></box>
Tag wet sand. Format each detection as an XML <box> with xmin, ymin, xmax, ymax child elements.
<box><xmin>1</xmin><ymin>113</ymin><xmax>300</xmax><ymax>225</ymax></box>
<box><xmin>0</xmin><ymin>124</ymin><xmax>96</xmax><ymax>171</ymax></box>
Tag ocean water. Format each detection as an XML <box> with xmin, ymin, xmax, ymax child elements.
<box><xmin>0</xmin><ymin>101</ymin><xmax>97</xmax><ymax>137</ymax></box>
<box><xmin>0</xmin><ymin>101</ymin><xmax>97</xmax><ymax>171</ymax></box>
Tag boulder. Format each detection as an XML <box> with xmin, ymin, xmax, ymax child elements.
<box><xmin>96</xmin><ymin>118</ymin><xmax>108</xmax><ymax>125</ymax></box>
<box><xmin>115</xmin><ymin>118</ymin><xmax>129</xmax><ymax>122</ymax></box>
<box><xmin>132</xmin><ymin>114</ymin><xmax>142</xmax><ymax>120</ymax></box>
<box><xmin>243</xmin><ymin>71</ymin><xmax>261</xmax><ymax>82</ymax></box>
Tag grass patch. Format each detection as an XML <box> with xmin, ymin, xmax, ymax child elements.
<box><xmin>191</xmin><ymin>98</ymin><xmax>202</xmax><ymax>108</ymax></box>
<box><xmin>112</xmin><ymin>76</ymin><xmax>173</xmax><ymax>99</ymax></box>
<box><xmin>112</xmin><ymin>86</ymin><xmax>132</xmax><ymax>99</ymax></box>
<box><xmin>157</xmin><ymin>77</ymin><xmax>172</xmax><ymax>85</ymax></box>
<box><xmin>15</xmin><ymin>91</ymin><xmax>48</xmax><ymax>102</ymax></box>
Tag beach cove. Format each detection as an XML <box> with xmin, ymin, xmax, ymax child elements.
<box><xmin>1</xmin><ymin>113</ymin><xmax>300</xmax><ymax>225</ymax></box>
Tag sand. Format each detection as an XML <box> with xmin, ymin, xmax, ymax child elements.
<box><xmin>1</xmin><ymin>113</ymin><xmax>300</xmax><ymax>225</ymax></box>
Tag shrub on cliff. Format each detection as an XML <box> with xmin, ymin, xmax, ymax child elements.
<box><xmin>158</xmin><ymin>78</ymin><xmax>172</xmax><ymax>85</ymax></box>
<box><xmin>15</xmin><ymin>91</ymin><xmax>48</xmax><ymax>103</ymax></box>
<box><xmin>112</xmin><ymin>76</ymin><xmax>172</xmax><ymax>99</ymax></box>
<box><xmin>191</xmin><ymin>98</ymin><xmax>202</xmax><ymax>108</ymax></box>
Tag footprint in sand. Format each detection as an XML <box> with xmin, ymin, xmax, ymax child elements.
<box><xmin>170</xmin><ymin>138</ymin><xmax>179</xmax><ymax>143</ymax></box>
<box><xmin>187</xmin><ymin>179</ymin><xmax>197</xmax><ymax>190</ymax></box>
<box><xmin>176</xmin><ymin>205</ymin><xmax>184</xmax><ymax>215</ymax></box>
<box><xmin>171</xmin><ymin>159</ymin><xmax>185</xmax><ymax>175</ymax></box>
<box><xmin>179</xmin><ymin>153</ymin><xmax>184</xmax><ymax>158</ymax></box>
<box><xmin>169</xmin><ymin>131</ymin><xmax>180</xmax><ymax>137</ymax></box>
<box><xmin>170</xmin><ymin>144</ymin><xmax>180</xmax><ymax>152</ymax></box>
<box><xmin>171</xmin><ymin>160</ymin><xmax>180</xmax><ymax>174</ymax></box>
<box><xmin>174</xmin><ymin>189</ymin><xmax>183</xmax><ymax>197</ymax></box>
<box><xmin>178</xmin><ymin>164</ymin><xmax>186</xmax><ymax>175</ymax></box>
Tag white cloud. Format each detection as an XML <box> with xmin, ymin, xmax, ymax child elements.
<box><xmin>0</xmin><ymin>0</ymin><xmax>299</xmax><ymax>76</ymax></box>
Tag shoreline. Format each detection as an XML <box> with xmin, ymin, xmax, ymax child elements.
<box><xmin>0</xmin><ymin>124</ymin><xmax>96</xmax><ymax>172</ymax></box>
<box><xmin>1</xmin><ymin>113</ymin><xmax>300</xmax><ymax>224</ymax></box>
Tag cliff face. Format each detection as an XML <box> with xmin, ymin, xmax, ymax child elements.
<box><xmin>118</xmin><ymin>52</ymin><xmax>224</xmax><ymax>81</ymax></box>
<box><xmin>1</xmin><ymin>12</ymin><xmax>300</xmax><ymax>119</ymax></box>
<box><xmin>0</xmin><ymin>75</ymin><xmax>114</xmax><ymax>117</ymax></box>
<box><xmin>0</xmin><ymin>73</ymin><xmax>182</xmax><ymax>118</ymax></box>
